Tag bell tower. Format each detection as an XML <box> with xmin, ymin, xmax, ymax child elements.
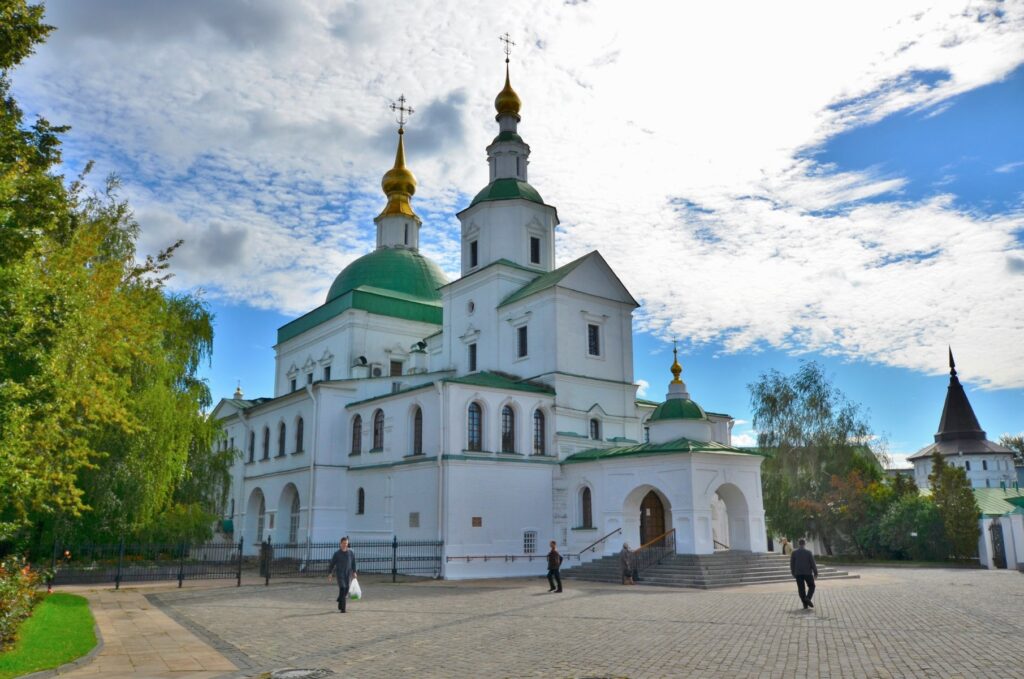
<box><xmin>457</xmin><ymin>35</ymin><xmax>558</xmax><ymax>276</ymax></box>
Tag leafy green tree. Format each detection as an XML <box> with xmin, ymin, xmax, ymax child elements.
<box><xmin>0</xmin><ymin>1</ymin><xmax>231</xmax><ymax>549</ymax></box>
<box><xmin>879</xmin><ymin>493</ymin><xmax>948</xmax><ymax>561</ymax></box>
<box><xmin>998</xmin><ymin>434</ymin><xmax>1024</xmax><ymax>466</ymax></box>
<box><xmin>749</xmin><ymin>362</ymin><xmax>882</xmax><ymax>553</ymax></box>
<box><xmin>927</xmin><ymin>452</ymin><xmax>980</xmax><ymax>559</ymax></box>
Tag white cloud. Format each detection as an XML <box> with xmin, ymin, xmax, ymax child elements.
<box><xmin>731</xmin><ymin>432</ymin><xmax>758</xmax><ymax>448</ymax></box>
<box><xmin>14</xmin><ymin>0</ymin><xmax>1024</xmax><ymax>386</ymax></box>
<box><xmin>995</xmin><ymin>161</ymin><xmax>1024</xmax><ymax>173</ymax></box>
<box><xmin>635</xmin><ymin>379</ymin><xmax>650</xmax><ymax>398</ymax></box>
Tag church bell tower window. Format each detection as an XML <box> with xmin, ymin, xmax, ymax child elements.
<box><xmin>517</xmin><ymin>326</ymin><xmax>528</xmax><ymax>358</ymax></box>
<box><xmin>470</xmin><ymin>240</ymin><xmax>478</xmax><ymax>268</ymax></box>
<box><xmin>530</xmin><ymin>237</ymin><xmax>540</xmax><ymax>265</ymax></box>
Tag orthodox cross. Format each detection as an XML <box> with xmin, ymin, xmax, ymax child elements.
<box><xmin>499</xmin><ymin>32</ymin><xmax>516</xmax><ymax>62</ymax></box>
<box><xmin>390</xmin><ymin>94</ymin><xmax>414</xmax><ymax>131</ymax></box>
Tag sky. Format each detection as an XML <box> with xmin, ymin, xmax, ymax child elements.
<box><xmin>11</xmin><ymin>0</ymin><xmax>1024</xmax><ymax>465</ymax></box>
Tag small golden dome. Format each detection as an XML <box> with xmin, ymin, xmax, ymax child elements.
<box><xmin>670</xmin><ymin>345</ymin><xmax>683</xmax><ymax>384</ymax></box>
<box><xmin>378</xmin><ymin>129</ymin><xmax>418</xmax><ymax>219</ymax></box>
<box><xmin>494</xmin><ymin>62</ymin><xmax>521</xmax><ymax>118</ymax></box>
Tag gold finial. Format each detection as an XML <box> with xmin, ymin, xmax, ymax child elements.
<box><xmin>670</xmin><ymin>341</ymin><xmax>683</xmax><ymax>384</ymax></box>
<box><xmin>378</xmin><ymin>95</ymin><xmax>419</xmax><ymax>220</ymax></box>
<box><xmin>495</xmin><ymin>33</ymin><xmax>521</xmax><ymax>118</ymax></box>
<box><xmin>233</xmin><ymin>381</ymin><xmax>244</xmax><ymax>399</ymax></box>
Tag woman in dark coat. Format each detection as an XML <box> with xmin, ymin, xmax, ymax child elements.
<box><xmin>621</xmin><ymin>543</ymin><xmax>634</xmax><ymax>585</ymax></box>
<box><xmin>327</xmin><ymin>537</ymin><xmax>357</xmax><ymax>612</ymax></box>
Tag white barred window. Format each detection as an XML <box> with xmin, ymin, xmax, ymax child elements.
<box><xmin>523</xmin><ymin>530</ymin><xmax>538</xmax><ymax>554</ymax></box>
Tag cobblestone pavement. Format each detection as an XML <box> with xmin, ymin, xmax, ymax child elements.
<box><xmin>145</xmin><ymin>568</ymin><xmax>1024</xmax><ymax>679</ymax></box>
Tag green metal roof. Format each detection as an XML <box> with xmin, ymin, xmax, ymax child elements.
<box><xmin>972</xmin><ymin>487</ymin><xmax>1024</xmax><ymax>517</ymax></box>
<box><xmin>469</xmin><ymin>178</ymin><xmax>545</xmax><ymax>208</ymax></box>
<box><xmin>636</xmin><ymin>398</ymin><xmax>660</xmax><ymax>407</ymax></box>
<box><xmin>649</xmin><ymin>397</ymin><xmax>706</xmax><ymax>422</ymax></box>
<box><xmin>327</xmin><ymin>248</ymin><xmax>447</xmax><ymax>304</ymax></box>
<box><xmin>445</xmin><ymin>371</ymin><xmax>555</xmax><ymax>395</ymax></box>
<box><xmin>499</xmin><ymin>252</ymin><xmax>594</xmax><ymax>307</ymax></box>
<box><xmin>278</xmin><ymin>287</ymin><xmax>441</xmax><ymax>344</ymax></box>
<box><xmin>491</xmin><ymin>131</ymin><xmax>525</xmax><ymax>145</ymax></box>
<box><xmin>564</xmin><ymin>437</ymin><xmax>761</xmax><ymax>464</ymax></box>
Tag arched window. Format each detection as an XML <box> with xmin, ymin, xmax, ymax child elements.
<box><xmin>372</xmin><ymin>409</ymin><xmax>385</xmax><ymax>450</ymax></box>
<box><xmin>581</xmin><ymin>487</ymin><xmax>593</xmax><ymax>529</ymax></box>
<box><xmin>501</xmin><ymin>406</ymin><xmax>516</xmax><ymax>453</ymax></box>
<box><xmin>262</xmin><ymin>427</ymin><xmax>270</xmax><ymax>459</ymax></box>
<box><xmin>248</xmin><ymin>432</ymin><xmax>255</xmax><ymax>463</ymax></box>
<box><xmin>288</xmin><ymin>494</ymin><xmax>300</xmax><ymax>544</ymax></box>
<box><xmin>295</xmin><ymin>417</ymin><xmax>304</xmax><ymax>452</ymax></box>
<box><xmin>533</xmin><ymin>410</ymin><xmax>546</xmax><ymax>455</ymax></box>
<box><xmin>589</xmin><ymin>418</ymin><xmax>601</xmax><ymax>441</ymax></box>
<box><xmin>257</xmin><ymin>495</ymin><xmax>266</xmax><ymax>542</ymax></box>
<box><xmin>278</xmin><ymin>422</ymin><xmax>286</xmax><ymax>456</ymax></box>
<box><xmin>412</xmin><ymin>407</ymin><xmax>423</xmax><ymax>455</ymax></box>
<box><xmin>357</xmin><ymin>487</ymin><xmax>365</xmax><ymax>515</ymax></box>
<box><xmin>467</xmin><ymin>402</ymin><xmax>483</xmax><ymax>451</ymax></box>
<box><xmin>350</xmin><ymin>415</ymin><xmax>362</xmax><ymax>456</ymax></box>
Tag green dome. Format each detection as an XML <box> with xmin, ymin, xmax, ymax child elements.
<box><xmin>649</xmin><ymin>398</ymin><xmax>706</xmax><ymax>423</ymax></box>
<box><xmin>469</xmin><ymin>178</ymin><xmax>544</xmax><ymax>208</ymax></box>
<box><xmin>327</xmin><ymin>248</ymin><xmax>447</xmax><ymax>303</ymax></box>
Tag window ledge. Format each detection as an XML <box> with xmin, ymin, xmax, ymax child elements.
<box><xmin>349</xmin><ymin>452</ymin><xmax>362</xmax><ymax>457</ymax></box>
<box><xmin>403</xmin><ymin>453</ymin><xmax>427</xmax><ymax>459</ymax></box>
<box><xmin>571</xmin><ymin>527</ymin><xmax>598</xmax><ymax>531</ymax></box>
<box><xmin>292</xmin><ymin>449</ymin><xmax>304</xmax><ymax>455</ymax></box>
<box><xmin>369</xmin><ymin>448</ymin><xmax>384</xmax><ymax>454</ymax></box>
<box><xmin>499</xmin><ymin>451</ymin><xmax>524</xmax><ymax>456</ymax></box>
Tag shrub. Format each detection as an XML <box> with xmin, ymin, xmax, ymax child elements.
<box><xmin>0</xmin><ymin>556</ymin><xmax>43</xmax><ymax>649</ymax></box>
<box><xmin>879</xmin><ymin>494</ymin><xmax>949</xmax><ymax>561</ymax></box>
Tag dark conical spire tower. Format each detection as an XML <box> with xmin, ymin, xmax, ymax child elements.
<box><xmin>935</xmin><ymin>348</ymin><xmax>986</xmax><ymax>442</ymax></box>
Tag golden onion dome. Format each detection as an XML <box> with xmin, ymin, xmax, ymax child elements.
<box><xmin>377</xmin><ymin>129</ymin><xmax>418</xmax><ymax>219</ymax></box>
<box><xmin>494</xmin><ymin>63</ymin><xmax>521</xmax><ymax>118</ymax></box>
<box><xmin>670</xmin><ymin>345</ymin><xmax>683</xmax><ymax>384</ymax></box>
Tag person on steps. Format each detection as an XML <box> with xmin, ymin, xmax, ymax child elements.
<box><xmin>621</xmin><ymin>543</ymin><xmax>634</xmax><ymax>585</ymax></box>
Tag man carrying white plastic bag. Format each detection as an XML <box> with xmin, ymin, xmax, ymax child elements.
<box><xmin>327</xmin><ymin>537</ymin><xmax>358</xmax><ymax>613</ymax></box>
<box><xmin>348</xmin><ymin>576</ymin><xmax>362</xmax><ymax>601</ymax></box>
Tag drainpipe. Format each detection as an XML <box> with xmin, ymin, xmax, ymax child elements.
<box><xmin>435</xmin><ymin>381</ymin><xmax>446</xmax><ymax>564</ymax></box>
<box><xmin>304</xmin><ymin>383</ymin><xmax>320</xmax><ymax>550</ymax></box>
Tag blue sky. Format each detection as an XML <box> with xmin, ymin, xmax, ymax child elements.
<box><xmin>12</xmin><ymin>0</ymin><xmax>1024</xmax><ymax>464</ymax></box>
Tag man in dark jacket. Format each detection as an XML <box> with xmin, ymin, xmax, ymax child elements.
<box><xmin>546</xmin><ymin>540</ymin><xmax>563</xmax><ymax>593</ymax></box>
<box><xmin>327</xmin><ymin>537</ymin><xmax>357</xmax><ymax>612</ymax></box>
<box><xmin>790</xmin><ymin>538</ymin><xmax>818</xmax><ymax>609</ymax></box>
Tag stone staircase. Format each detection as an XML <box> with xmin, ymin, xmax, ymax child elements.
<box><xmin>564</xmin><ymin>551</ymin><xmax>857</xmax><ymax>589</ymax></box>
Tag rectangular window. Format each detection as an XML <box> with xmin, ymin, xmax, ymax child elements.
<box><xmin>323</xmin><ymin>365</ymin><xmax>331</xmax><ymax>381</ymax></box>
<box><xmin>588</xmin><ymin>324</ymin><xmax>600</xmax><ymax>356</ymax></box>
<box><xmin>530</xmin><ymin>236</ymin><xmax>541</xmax><ymax>264</ymax></box>
<box><xmin>306</xmin><ymin>372</ymin><xmax>313</xmax><ymax>385</ymax></box>
<box><xmin>472</xmin><ymin>516</ymin><xmax>482</xmax><ymax>527</ymax></box>
<box><xmin>404</xmin><ymin>223</ymin><xmax>409</xmax><ymax>245</ymax></box>
<box><xmin>468</xmin><ymin>343</ymin><xmax>477</xmax><ymax>372</ymax></box>
<box><xmin>390</xmin><ymin>360</ymin><xmax>403</xmax><ymax>377</ymax></box>
<box><xmin>523</xmin><ymin>530</ymin><xmax>537</xmax><ymax>554</ymax></box>
<box><xmin>470</xmin><ymin>240</ymin><xmax>478</xmax><ymax>268</ymax></box>
<box><xmin>409</xmin><ymin>512</ymin><xmax>420</xmax><ymax>528</ymax></box>
<box><xmin>965</xmin><ymin>461</ymin><xmax>971</xmax><ymax>471</ymax></box>
<box><xmin>290</xmin><ymin>378</ymin><xmax>296</xmax><ymax>392</ymax></box>
<box><xmin>982</xmin><ymin>460</ymin><xmax>988</xmax><ymax>470</ymax></box>
<box><xmin>517</xmin><ymin>326</ymin><xmax>528</xmax><ymax>358</ymax></box>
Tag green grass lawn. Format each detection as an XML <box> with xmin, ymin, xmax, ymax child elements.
<box><xmin>0</xmin><ymin>593</ymin><xmax>96</xmax><ymax>679</ymax></box>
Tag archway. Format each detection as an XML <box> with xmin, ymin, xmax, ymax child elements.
<box><xmin>640</xmin><ymin>491</ymin><xmax>666</xmax><ymax>545</ymax></box>
<box><xmin>245</xmin><ymin>488</ymin><xmax>265</xmax><ymax>549</ymax></box>
<box><xmin>712</xmin><ymin>483</ymin><xmax>751</xmax><ymax>551</ymax></box>
<box><xmin>276</xmin><ymin>484</ymin><xmax>301</xmax><ymax>545</ymax></box>
<box><xmin>622</xmin><ymin>486</ymin><xmax>673</xmax><ymax>550</ymax></box>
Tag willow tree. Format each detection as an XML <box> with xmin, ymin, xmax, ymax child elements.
<box><xmin>0</xmin><ymin>0</ymin><xmax>229</xmax><ymax>548</ymax></box>
<box><xmin>749</xmin><ymin>362</ymin><xmax>882</xmax><ymax>553</ymax></box>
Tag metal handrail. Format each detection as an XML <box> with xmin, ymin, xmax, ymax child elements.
<box><xmin>713</xmin><ymin>539</ymin><xmax>730</xmax><ymax>550</ymax></box>
<box><xmin>576</xmin><ymin>527</ymin><xmax>622</xmax><ymax>557</ymax></box>
<box><xmin>445</xmin><ymin>553</ymin><xmax>580</xmax><ymax>563</ymax></box>
<box><xmin>632</xmin><ymin>528</ymin><xmax>676</xmax><ymax>575</ymax></box>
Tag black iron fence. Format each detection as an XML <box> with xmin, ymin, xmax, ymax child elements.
<box><xmin>47</xmin><ymin>537</ymin><xmax>443</xmax><ymax>588</ymax></box>
<box><xmin>632</xmin><ymin>529</ymin><xmax>676</xmax><ymax>574</ymax></box>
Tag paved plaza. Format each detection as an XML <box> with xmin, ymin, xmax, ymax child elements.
<box><xmin>56</xmin><ymin>566</ymin><xmax>1024</xmax><ymax>678</ymax></box>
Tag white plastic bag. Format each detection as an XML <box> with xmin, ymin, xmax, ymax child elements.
<box><xmin>348</xmin><ymin>577</ymin><xmax>362</xmax><ymax>600</ymax></box>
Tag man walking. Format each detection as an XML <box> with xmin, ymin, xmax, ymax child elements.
<box><xmin>790</xmin><ymin>538</ymin><xmax>818</xmax><ymax>609</ymax></box>
<box><xmin>327</xmin><ymin>537</ymin><xmax>357</xmax><ymax>613</ymax></box>
<box><xmin>546</xmin><ymin>540</ymin><xmax>563</xmax><ymax>593</ymax></box>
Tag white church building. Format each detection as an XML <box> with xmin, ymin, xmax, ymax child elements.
<box><xmin>213</xmin><ymin>60</ymin><xmax>768</xmax><ymax>578</ymax></box>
